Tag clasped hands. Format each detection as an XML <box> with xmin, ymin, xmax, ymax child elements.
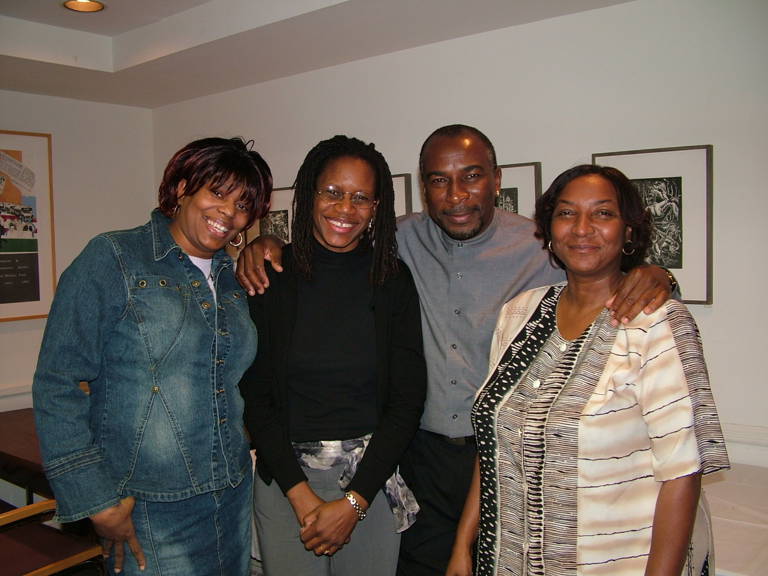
<box><xmin>288</xmin><ymin>482</ymin><xmax>365</xmax><ymax>557</ymax></box>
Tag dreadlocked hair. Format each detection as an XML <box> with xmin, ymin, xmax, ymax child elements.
<box><xmin>291</xmin><ymin>135</ymin><xmax>400</xmax><ymax>286</ymax></box>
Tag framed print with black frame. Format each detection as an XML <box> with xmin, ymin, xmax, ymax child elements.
<box><xmin>392</xmin><ymin>173</ymin><xmax>413</xmax><ymax>217</ymax></box>
<box><xmin>497</xmin><ymin>162</ymin><xmax>542</xmax><ymax>219</ymax></box>
<box><xmin>592</xmin><ymin>145</ymin><xmax>713</xmax><ymax>304</ymax></box>
<box><xmin>255</xmin><ymin>186</ymin><xmax>294</xmax><ymax>245</ymax></box>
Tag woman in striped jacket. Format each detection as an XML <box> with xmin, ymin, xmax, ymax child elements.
<box><xmin>447</xmin><ymin>165</ymin><xmax>729</xmax><ymax>576</ymax></box>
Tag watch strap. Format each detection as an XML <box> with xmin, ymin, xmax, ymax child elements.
<box><xmin>344</xmin><ymin>491</ymin><xmax>366</xmax><ymax>521</ymax></box>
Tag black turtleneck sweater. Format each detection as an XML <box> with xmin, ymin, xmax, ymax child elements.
<box><xmin>287</xmin><ymin>241</ymin><xmax>377</xmax><ymax>441</ymax></box>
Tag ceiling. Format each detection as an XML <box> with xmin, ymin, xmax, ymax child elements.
<box><xmin>0</xmin><ymin>0</ymin><xmax>212</xmax><ymax>35</ymax></box>
<box><xmin>0</xmin><ymin>0</ymin><xmax>632</xmax><ymax>109</ymax></box>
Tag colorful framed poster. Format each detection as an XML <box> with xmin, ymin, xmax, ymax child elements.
<box><xmin>0</xmin><ymin>130</ymin><xmax>56</xmax><ymax>321</ymax></box>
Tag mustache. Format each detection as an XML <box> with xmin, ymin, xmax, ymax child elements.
<box><xmin>442</xmin><ymin>205</ymin><xmax>480</xmax><ymax>216</ymax></box>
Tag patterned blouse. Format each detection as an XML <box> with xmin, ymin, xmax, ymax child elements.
<box><xmin>472</xmin><ymin>284</ymin><xmax>729</xmax><ymax>576</ymax></box>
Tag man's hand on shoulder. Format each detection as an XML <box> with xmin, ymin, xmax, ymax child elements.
<box><xmin>607</xmin><ymin>265</ymin><xmax>673</xmax><ymax>325</ymax></box>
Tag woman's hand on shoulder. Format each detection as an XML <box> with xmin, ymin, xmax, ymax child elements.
<box><xmin>235</xmin><ymin>235</ymin><xmax>285</xmax><ymax>295</ymax></box>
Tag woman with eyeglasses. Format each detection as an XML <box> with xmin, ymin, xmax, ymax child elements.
<box><xmin>239</xmin><ymin>135</ymin><xmax>426</xmax><ymax>576</ymax></box>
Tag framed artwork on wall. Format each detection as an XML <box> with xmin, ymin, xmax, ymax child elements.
<box><xmin>497</xmin><ymin>162</ymin><xmax>542</xmax><ymax>219</ymax></box>
<box><xmin>0</xmin><ymin>130</ymin><xmax>56</xmax><ymax>322</ymax></box>
<box><xmin>392</xmin><ymin>173</ymin><xmax>413</xmax><ymax>217</ymax></box>
<box><xmin>254</xmin><ymin>186</ymin><xmax>294</xmax><ymax>245</ymax></box>
<box><xmin>592</xmin><ymin>145</ymin><xmax>713</xmax><ymax>304</ymax></box>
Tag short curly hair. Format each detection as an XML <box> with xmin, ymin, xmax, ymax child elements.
<box><xmin>534</xmin><ymin>164</ymin><xmax>652</xmax><ymax>272</ymax></box>
<box><xmin>158</xmin><ymin>137</ymin><xmax>272</xmax><ymax>229</ymax></box>
<box><xmin>418</xmin><ymin>124</ymin><xmax>497</xmax><ymax>184</ymax></box>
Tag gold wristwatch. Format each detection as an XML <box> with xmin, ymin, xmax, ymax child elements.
<box><xmin>344</xmin><ymin>491</ymin><xmax>366</xmax><ymax>521</ymax></box>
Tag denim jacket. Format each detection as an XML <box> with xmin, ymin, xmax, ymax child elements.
<box><xmin>33</xmin><ymin>210</ymin><xmax>257</xmax><ymax>522</ymax></box>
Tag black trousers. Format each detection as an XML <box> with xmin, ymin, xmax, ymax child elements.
<box><xmin>397</xmin><ymin>428</ymin><xmax>477</xmax><ymax>576</ymax></box>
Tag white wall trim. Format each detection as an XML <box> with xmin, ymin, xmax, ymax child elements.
<box><xmin>0</xmin><ymin>384</ymin><xmax>32</xmax><ymax>398</ymax></box>
<box><xmin>723</xmin><ymin>423</ymin><xmax>768</xmax><ymax>448</ymax></box>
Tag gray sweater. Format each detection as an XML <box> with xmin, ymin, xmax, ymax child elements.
<box><xmin>396</xmin><ymin>208</ymin><xmax>564</xmax><ymax>437</ymax></box>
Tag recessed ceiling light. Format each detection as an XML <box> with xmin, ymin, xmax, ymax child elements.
<box><xmin>63</xmin><ymin>1</ymin><xmax>105</xmax><ymax>13</ymax></box>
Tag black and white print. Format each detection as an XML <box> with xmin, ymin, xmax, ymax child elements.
<box><xmin>259</xmin><ymin>209</ymin><xmax>290</xmax><ymax>243</ymax></box>
<box><xmin>495</xmin><ymin>187</ymin><xmax>519</xmax><ymax>214</ymax></box>
<box><xmin>633</xmin><ymin>177</ymin><xmax>683</xmax><ymax>268</ymax></box>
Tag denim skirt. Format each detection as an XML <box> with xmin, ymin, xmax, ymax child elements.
<box><xmin>110</xmin><ymin>473</ymin><xmax>252</xmax><ymax>576</ymax></box>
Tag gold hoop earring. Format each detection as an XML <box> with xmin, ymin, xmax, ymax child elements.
<box><xmin>622</xmin><ymin>241</ymin><xmax>635</xmax><ymax>256</ymax></box>
<box><xmin>229</xmin><ymin>232</ymin><xmax>244</xmax><ymax>248</ymax></box>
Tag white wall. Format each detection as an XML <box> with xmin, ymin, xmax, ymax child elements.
<box><xmin>0</xmin><ymin>90</ymin><xmax>154</xmax><ymax>410</ymax></box>
<box><xmin>2</xmin><ymin>0</ymin><xmax>765</xmax><ymax>465</ymax></box>
<box><xmin>153</xmin><ymin>0</ymin><xmax>768</xmax><ymax>465</ymax></box>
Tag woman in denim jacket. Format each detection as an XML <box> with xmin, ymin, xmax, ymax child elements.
<box><xmin>33</xmin><ymin>137</ymin><xmax>272</xmax><ymax>575</ymax></box>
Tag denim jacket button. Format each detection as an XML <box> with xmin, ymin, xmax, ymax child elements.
<box><xmin>233</xmin><ymin>292</ymin><xmax>241</xmax><ymax>299</ymax></box>
<box><xmin>191</xmin><ymin>280</ymin><xmax>201</xmax><ymax>288</ymax></box>
<box><xmin>201</xmin><ymin>301</ymin><xmax>211</xmax><ymax>309</ymax></box>
<box><xmin>159</xmin><ymin>279</ymin><xmax>167</xmax><ymax>287</ymax></box>
<box><xmin>152</xmin><ymin>385</ymin><xmax>160</xmax><ymax>392</ymax></box>
<box><xmin>137</xmin><ymin>279</ymin><xmax>147</xmax><ymax>288</ymax></box>
<box><xmin>219</xmin><ymin>418</ymin><xmax>227</xmax><ymax>424</ymax></box>
<box><xmin>216</xmin><ymin>358</ymin><xmax>224</xmax><ymax>365</ymax></box>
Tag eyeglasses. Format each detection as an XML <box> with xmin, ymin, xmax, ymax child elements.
<box><xmin>316</xmin><ymin>188</ymin><xmax>376</xmax><ymax>208</ymax></box>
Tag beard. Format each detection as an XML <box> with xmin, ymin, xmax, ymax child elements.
<box><xmin>441</xmin><ymin>222</ymin><xmax>483</xmax><ymax>240</ymax></box>
<box><xmin>435</xmin><ymin>205</ymin><xmax>485</xmax><ymax>240</ymax></box>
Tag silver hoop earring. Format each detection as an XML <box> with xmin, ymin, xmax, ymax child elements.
<box><xmin>622</xmin><ymin>242</ymin><xmax>635</xmax><ymax>256</ymax></box>
<box><xmin>547</xmin><ymin>240</ymin><xmax>553</xmax><ymax>252</ymax></box>
<box><xmin>229</xmin><ymin>232</ymin><xmax>244</xmax><ymax>248</ymax></box>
